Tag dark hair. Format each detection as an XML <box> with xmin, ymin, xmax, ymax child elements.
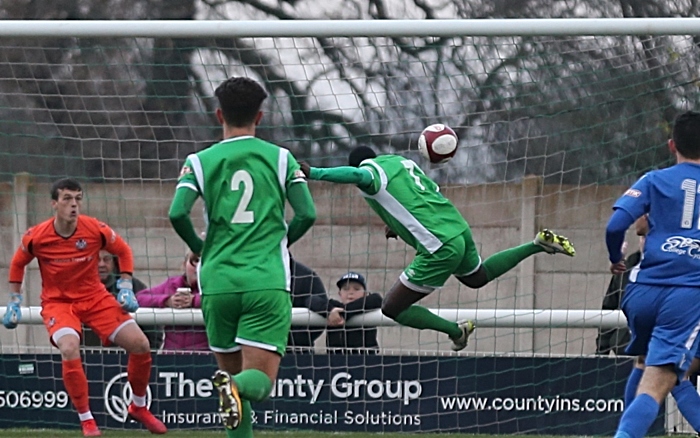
<box><xmin>672</xmin><ymin>111</ymin><xmax>700</xmax><ymax>159</ymax></box>
<box><xmin>214</xmin><ymin>77</ymin><xmax>268</xmax><ymax>128</ymax></box>
<box><xmin>348</xmin><ymin>146</ymin><xmax>377</xmax><ymax>167</ymax></box>
<box><xmin>50</xmin><ymin>178</ymin><xmax>82</xmax><ymax>200</ymax></box>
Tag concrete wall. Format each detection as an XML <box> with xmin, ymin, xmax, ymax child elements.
<box><xmin>0</xmin><ymin>175</ymin><xmax>632</xmax><ymax>355</ymax></box>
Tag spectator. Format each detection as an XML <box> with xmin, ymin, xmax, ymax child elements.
<box><xmin>326</xmin><ymin>272</ymin><xmax>383</xmax><ymax>354</ymax></box>
<box><xmin>82</xmin><ymin>250</ymin><xmax>158</xmax><ymax>348</ymax></box>
<box><xmin>288</xmin><ymin>257</ymin><xmax>330</xmax><ymax>352</ymax></box>
<box><xmin>136</xmin><ymin>250</ymin><xmax>208</xmax><ymax>351</ymax></box>
<box><xmin>98</xmin><ymin>250</ymin><xmax>149</xmax><ymax>296</ymax></box>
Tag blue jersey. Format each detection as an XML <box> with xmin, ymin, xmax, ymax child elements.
<box><xmin>614</xmin><ymin>163</ymin><xmax>700</xmax><ymax>286</ymax></box>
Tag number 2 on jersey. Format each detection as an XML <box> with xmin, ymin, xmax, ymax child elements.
<box><xmin>231</xmin><ymin>170</ymin><xmax>254</xmax><ymax>224</ymax></box>
<box><xmin>681</xmin><ymin>178</ymin><xmax>700</xmax><ymax>229</ymax></box>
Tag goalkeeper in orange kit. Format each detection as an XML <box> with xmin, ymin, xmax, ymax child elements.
<box><xmin>2</xmin><ymin>178</ymin><xmax>167</xmax><ymax>437</ymax></box>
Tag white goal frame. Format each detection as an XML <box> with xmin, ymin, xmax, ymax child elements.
<box><xmin>0</xmin><ymin>18</ymin><xmax>699</xmax><ymax>38</ymax></box>
<box><xmin>15</xmin><ymin>306</ymin><xmax>627</xmax><ymax>329</ymax></box>
<box><xmin>5</xmin><ymin>17</ymin><xmax>694</xmax><ymax>332</ymax></box>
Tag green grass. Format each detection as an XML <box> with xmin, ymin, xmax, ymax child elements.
<box><xmin>0</xmin><ymin>431</ymin><xmax>569</xmax><ymax>438</ymax></box>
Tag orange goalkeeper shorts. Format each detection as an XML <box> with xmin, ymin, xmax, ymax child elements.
<box><xmin>41</xmin><ymin>292</ymin><xmax>133</xmax><ymax>347</ymax></box>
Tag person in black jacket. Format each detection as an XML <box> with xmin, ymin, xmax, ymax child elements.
<box><xmin>595</xmin><ymin>215</ymin><xmax>647</xmax><ymax>355</ymax></box>
<box><xmin>326</xmin><ymin>272</ymin><xmax>383</xmax><ymax>354</ymax></box>
<box><xmin>287</xmin><ymin>257</ymin><xmax>330</xmax><ymax>352</ymax></box>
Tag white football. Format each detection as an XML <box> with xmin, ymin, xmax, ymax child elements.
<box><xmin>418</xmin><ymin>124</ymin><xmax>458</xmax><ymax>164</ymax></box>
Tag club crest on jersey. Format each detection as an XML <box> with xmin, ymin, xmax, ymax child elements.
<box><xmin>624</xmin><ymin>188</ymin><xmax>642</xmax><ymax>198</ymax></box>
<box><xmin>75</xmin><ymin>239</ymin><xmax>87</xmax><ymax>250</ymax></box>
<box><xmin>179</xmin><ymin>165</ymin><xmax>192</xmax><ymax>178</ymax></box>
<box><xmin>48</xmin><ymin>317</ymin><xmax>55</xmax><ymax>328</ymax></box>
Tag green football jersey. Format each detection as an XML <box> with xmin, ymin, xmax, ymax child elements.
<box><xmin>176</xmin><ymin>136</ymin><xmax>306</xmax><ymax>294</ymax></box>
<box><xmin>359</xmin><ymin>155</ymin><xmax>469</xmax><ymax>254</ymax></box>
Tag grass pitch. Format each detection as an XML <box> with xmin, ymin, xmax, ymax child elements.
<box><xmin>0</xmin><ymin>431</ymin><xmax>572</xmax><ymax>438</ymax></box>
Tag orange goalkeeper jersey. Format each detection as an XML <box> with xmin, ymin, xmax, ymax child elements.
<box><xmin>9</xmin><ymin>216</ymin><xmax>134</xmax><ymax>302</ymax></box>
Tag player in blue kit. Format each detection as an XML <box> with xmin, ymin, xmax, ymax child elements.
<box><xmin>607</xmin><ymin>111</ymin><xmax>700</xmax><ymax>438</ymax></box>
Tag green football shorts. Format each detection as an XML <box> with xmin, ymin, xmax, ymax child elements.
<box><xmin>401</xmin><ymin>228</ymin><xmax>481</xmax><ymax>293</ymax></box>
<box><xmin>201</xmin><ymin>289</ymin><xmax>292</xmax><ymax>356</ymax></box>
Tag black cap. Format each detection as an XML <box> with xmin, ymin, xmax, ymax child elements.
<box><xmin>336</xmin><ymin>272</ymin><xmax>367</xmax><ymax>289</ymax></box>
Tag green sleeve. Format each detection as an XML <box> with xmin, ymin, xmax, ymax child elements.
<box><xmin>168</xmin><ymin>187</ymin><xmax>204</xmax><ymax>254</ymax></box>
<box><xmin>286</xmin><ymin>182</ymin><xmax>316</xmax><ymax>245</ymax></box>
<box><xmin>309</xmin><ymin>166</ymin><xmax>374</xmax><ymax>190</ymax></box>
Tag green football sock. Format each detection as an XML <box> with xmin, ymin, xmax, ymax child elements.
<box><xmin>482</xmin><ymin>242</ymin><xmax>543</xmax><ymax>282</ymax></box>
<box><xmin>395</xmin><ymin>305</ymin><xmax>462</xmax><ymax>339</ymax></box>
<box><xmin>225</xmin><ymin>400</ymin><xmax>253</xmax><ymax>438</ymax></box>
<box><xmin>233</xmin><ymin>369</ymin><xmax>272</xmax><ymax>403</ymax></box>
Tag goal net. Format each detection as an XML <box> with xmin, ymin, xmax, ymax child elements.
<box><xmin>0</xmin><ymin>19</ymin><xmax>697</xmax><ymax>434</ymax></box>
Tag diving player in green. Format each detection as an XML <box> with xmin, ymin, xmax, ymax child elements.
<box><xmin>301</xmin><ymin>146</ymin><xmax>575</xmax><ymax>351</ymax></box>
<box><xmin>169</xmin><ymin>77</ymin><xmax>316</xmax><ymax>437</ymax></box>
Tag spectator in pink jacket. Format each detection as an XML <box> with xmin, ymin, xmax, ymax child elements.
<box><xmin>136</xmin><ymin>250</ymin><xmax>208</xmax><ymax>351</ymax></box>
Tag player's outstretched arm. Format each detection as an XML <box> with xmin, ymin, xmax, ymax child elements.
<box><xmin>169</xmin><ymin>187</ymin><xmax>204</xmax><ymax>255</ymax></box>
<box><xmin>286</xmin><ymin>182</ymin><xmax>316</xmax><ymax>246</ymax></box>
<box><xmin>305</xmin><ymin>165</ymin><xmax>373</xmax><ymax>190</ymax></box>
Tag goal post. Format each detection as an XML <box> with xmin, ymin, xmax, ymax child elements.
<box><xmin>0</xmin><ymin>18</ymin><xmax>697</xmax><ymax>434</ymax></box>
<box><xmin>0</xmin><ymin>18</ymin><xmax>699</xmax><ymax>37</ymax></box>
<box><xmin>10</xmin><ymin>306</ymin><xmax>628</xmax><ymax>329</ymax></box>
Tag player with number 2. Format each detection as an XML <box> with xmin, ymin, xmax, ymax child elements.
<box><xmin>169</xmin><ymin>77</ymin><xmax>316</xmax><ymax>438</ymax></box>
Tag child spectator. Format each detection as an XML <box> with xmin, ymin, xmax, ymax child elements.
<box><xmin>326</xmin><ymin>272</ymin><xmax>382</xmax><ymax>354</ymax></box>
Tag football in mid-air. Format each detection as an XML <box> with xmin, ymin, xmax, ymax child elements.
<box><xmin>418</xmin><ymin>124</ymin><xmax>458</xmax><ymax>164</ymax></box>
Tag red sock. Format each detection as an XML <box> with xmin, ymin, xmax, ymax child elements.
<box><xmin>62</xmin><ymin>358</ymin><xmax>90</xmax><ymax>414</ymax></box>
<box><xmin>127</xmin><ymin>352</ymin><xmax>152</xmax><ymax>398</ymax></box>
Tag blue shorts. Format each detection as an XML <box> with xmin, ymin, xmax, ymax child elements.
<box><xmin>622</xmin><ymin>283</ymin><xmax>700</xmax><ymax>379</ymax></box>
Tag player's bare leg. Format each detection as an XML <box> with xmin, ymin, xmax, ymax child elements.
<box><xmin>112</xmin><ymin>322</ymin><xmax>167</xmax><ymax>434</ymax></box>
<box><xmin>455</xmin><ymin>266</ymin><xmax>489</xmax><ymax>289</ymax></box>
<box><xmin>55</xmin><ymin>331</ymin><xmax>100</xmax><ymax>437</ymax></box>
<box><xmin>215</xmin><ymin>350</ymin><xmax>243</xmax><ymax>375</ymax></box>
<box><xmin>212</xmin><ymin>347</ymin><xmax>279</xmax><ymax>437</ymax></box>
<box><xmin>112</xmin><ymin>321</ymin><xmax>149</xmax><ymax>353</ymax></box>
<box><xmin>637</xmin><ymin>365</ymin><xmax>677</xmax><ymax>403</ymax></box>
<box><xmin>381</xmin><ymin>280</ymin><xmax>474</xmax><ymax>351</ymax></box>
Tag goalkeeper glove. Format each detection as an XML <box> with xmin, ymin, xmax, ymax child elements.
<box><xmin>116</xmin><ymin>279</ymin><xmax>139</xmax><ymax>313</ymax></box>
<box><xmin>3</xmin><ymin>293</ymin><xmax>22</xmax><ymax>329</ymax></box>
